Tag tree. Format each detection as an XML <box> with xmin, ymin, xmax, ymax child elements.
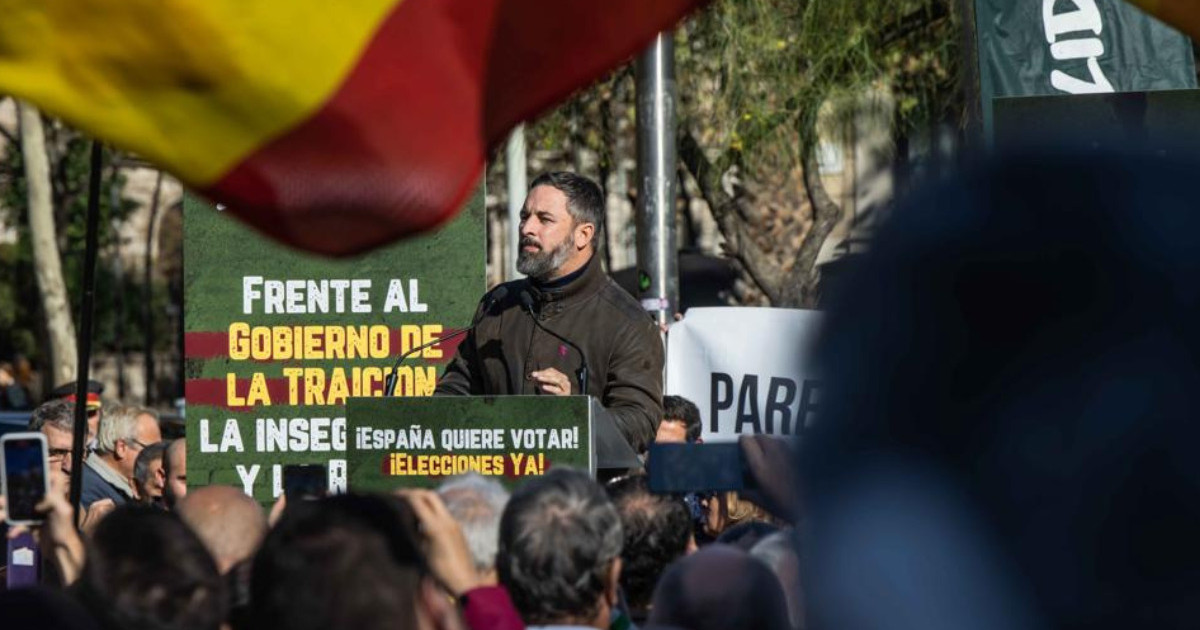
<box><xmin>0</xmin><ymin>100</ymin><xmax>141</xmax><ymax>392</ymax></box>
<box><xmin>677</xmin><ymin>0</ymin><xmax>960</xmax><ymax>307</ymax></box>
<box><xmin>495</xmin><ymin>0</ymin><xmax>962</xmax><ymax>307</ymax></box>
<box><xmin>19</xmin><ymin>101</ymin><xmax>76</xmax><ymax>385</ymax></box>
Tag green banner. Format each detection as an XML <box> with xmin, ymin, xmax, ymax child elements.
<box><xmin>347</xmin><ymin>396</ymin><xmax>593</xmax><ymax>492</ymax></box>
<box><xmin>183</xmin><ymin>192</ymin><xmax>485</xmax><ymax>503</ymax></box>
<box><xmin>975</xmin><ymin>0</ymin><xmax>1196</xmax><ymax>138</ymax></box>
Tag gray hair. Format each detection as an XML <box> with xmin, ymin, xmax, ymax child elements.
<box><xmin>529</xmin><ymin>171</ymin><xmax>605</xmax><ymax>242</ymax></box>
<box><xmin>497</xmin><ymin>467</ymin><xmax>623</xmax><ymax>625</ymax></box>
<box><xmin>97</xmin><ymin>404</ymin><xmax>145</xmax><ymax>453</ymax></box>
<box><xmin>437</xmin><ymin>473</ymin><xmax>510</xmax><ymax>572</ymax></box>
<box><xmin>28</xmin><ymin>399</ymin><xmax>75</xmax><ymax>432</ymax></box>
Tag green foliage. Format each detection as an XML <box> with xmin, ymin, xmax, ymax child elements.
<box><xmin>679</xmin><ymin>0</ymin><xmax>959</xmax><ymax>163</ymax></box>
<box><xmin>0</xmin><ymin>115</ymin><xmax>169</xmax><ymax>365</ymax></box>
<box><xmin>519</xmin><ymin>0</ymin><xmax>960</xmax><ymax>184</ymax></box>
<box><xmin>0</xmin><ymin>243</ymin><xmax>38</xmax><ymax>359</ymax></box>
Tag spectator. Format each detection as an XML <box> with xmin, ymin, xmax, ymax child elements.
<box><xmin>655</xmin><ymin>395</ymin><xmax>702</xmax><ymax>444</ymax></box>
<box><xmin>249</xmin><ymin>493</ymin><xmax>460</xmax><ymax>630</ymax></box>
<box><xmin>177</xmin><ymin>486</ymin><xmax>267</xmax><ymax>574</ymax></box>
<box><xmin>0</xmin><ymin>586</ymin><xmax>99</xmax><ymax>630</ymax></box>
<box><xmin>0</xmin><ymin>361</ymin><xmax>31</xmax><ymax>410</ymax></box>
<box><xmin>648</xmin><ymin>396</ymin><xmax>707</xmax><ymax>543</ymax></box>
<box><xmin>749</xmin><ymin>532</ymin><xmax>804</xmax><ymax>630</ymax></box>
<box><xmin>48</xmin><ymin>380</ymin><xmax>103</xmax><ymax>446</ymax></box>
<box><xmin>437</xmin><ymin>473</ymin><xmax>510</xmax><ymax>585</ymax></box>
<box><xmin>73</xmin><ymin>505</ymin><xmax>225</xmax><ymax>630</ymax></box>
<box><xmin>133</xmin><ymin>441</ymin><xmax>168</xmax><ymax>506</ymax></box>
<box><xmin>498</xmin><ymin>467</ymin><xmax>623</xmax><ymax>629</ymax></box>
<box><xmin>80</xmin><ymin>405</ymin><xmax>162</xmax><ymax>508</ymax></box>
<box><xmin>700</xmin><ymin>492</ymin><xmax>778</xmax><ymax>541</ymax></box>
<box><xmin>605</xmin><ymin>475</ymin><xmax>694</xmax><ymax>623</ymax></box>
<box><xmin>163</xmin><ymin>438</ymin><xmax>188</xmax><ymax>508</ymax></box>
<box><xmin>716</xmin><ymin>521</ymin><xmax>780</xmax><ymax>551</ymax></box>
<box><xmin>648</xmin><ymin>545</ymin><xmax>790</xmax><ymax>630</ymax></box>
<box><xmin>804</xmin><ymin>149</ymin><xmax>1200</xmax><ymax>629</ymax></box>
<box><xmin>28</xmin><ymin>399</ymin><xmax>78</xmax><ymax>496</ymax></box>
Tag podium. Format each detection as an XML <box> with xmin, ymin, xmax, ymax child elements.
<box><xmin>345</xmin><ymin>396</ymin><xmax>640</xmax><ymax>492</ymax></box>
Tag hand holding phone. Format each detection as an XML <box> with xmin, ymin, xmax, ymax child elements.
<box><xmin>646</xmin><ymin>442</ymin><xmax>747</xmax><ymax>494</ymax></box>
<box><xmin>2</xmin><ymin>468</ymin><xmax>87</xmax><ymax>586</ymax></box>
<box><xmin>283</xmin><ymin>464</ymin><xmax>328</xmax><ymax>502</ymax></box>
<box><xmin>2</xmin><ymin>432</ymin><xmax>50</xmax><ymax>525</ymax></box>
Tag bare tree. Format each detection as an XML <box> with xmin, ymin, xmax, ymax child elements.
<box><xmin>20</xmin><ymin>102</ymin><xmax>77</xmax><ymax>384</ymax></box>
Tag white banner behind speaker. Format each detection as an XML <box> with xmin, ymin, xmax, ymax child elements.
<box><xmin>665</xmin><ymin>307</ymin><xmax>822</xmax><ymax>443</ymax></box>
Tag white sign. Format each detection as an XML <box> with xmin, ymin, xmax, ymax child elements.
<box><xmin>666</xmin><ymin>307</ymin><xmax>822</xmax><ymax>442</ymax></box>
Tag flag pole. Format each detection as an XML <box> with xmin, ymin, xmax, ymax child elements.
<box><xmin>68</xmin><ymin>142</ymin><xmax>103</xmax><ymax>521</ymax></box>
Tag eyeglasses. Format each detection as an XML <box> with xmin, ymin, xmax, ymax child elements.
<box><xmin>126</xmin><ymin>439</ymin><xmax>151</xmax><ymax>451</ymax></box>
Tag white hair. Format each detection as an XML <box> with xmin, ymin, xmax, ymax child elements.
<box><xmin>437</xmin><ymin>473</ymin><xmax>510</xmax><ymax>572</ymax></box>
<box><xmin>96</xmin><ymin>404</ymin><xmax>144</xmax><ymax>453</ymax></box>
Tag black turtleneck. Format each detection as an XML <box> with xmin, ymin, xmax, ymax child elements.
<box><xmin>531</xmin><ymin>255</ymin><xmax>592</xmax><ymax>291</ymax></box>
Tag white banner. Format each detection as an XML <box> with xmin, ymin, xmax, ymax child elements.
<box><xmin>666</xmin><ymin>307</ymin><xmax>822</xmax><ymax>442</ymax></box>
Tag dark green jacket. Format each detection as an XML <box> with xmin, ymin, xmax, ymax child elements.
<box><xmin>435</xmin><ymin>256</ymin><xmax>664</xmax><ymax>452</ymax></box>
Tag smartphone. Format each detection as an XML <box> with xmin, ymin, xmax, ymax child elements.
<box><xmin>1</xmin><ymin>432</ymin><xmax>49</xmax><ymax>525</ymax></box>
<box><xmin>646</xmin><ymin>442</ymin><xmax>749</xmax><ymax>494</ymax></box>
<box><xmin>283</xmin><ymin>464</ymin><xmax>328</xmax><ymax>502</ymax></box>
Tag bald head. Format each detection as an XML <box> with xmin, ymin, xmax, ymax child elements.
<box><xmin>177</xmin><ymin>485</ymin><xmax>267</xmax><ymax>573</ymax></box>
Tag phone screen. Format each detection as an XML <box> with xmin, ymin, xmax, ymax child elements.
<box><xmin>646</xmin><ymin>442</ymin><xmax>747</xmax><ymax>494</ymax></box>
<box><xmin>283</xmin><ymin>464</ymin><xmax>328</xmax><ymax>502</ymax></box>
<box><xmin>3</xmin><ymin>435</ymin><xmax>48</xmax><ymax>523</ymax></box>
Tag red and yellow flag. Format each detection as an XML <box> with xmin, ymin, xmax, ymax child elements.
<box><xmin>0</xmin><ymin>0</ymin><xmax>704</xmax><ymax>254</ymax></box>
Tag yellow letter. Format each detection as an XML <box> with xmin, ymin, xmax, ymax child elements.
<box><xmin>283</xmin><ymin>367</ymin><xmax>304</xmax><ymax>405</ymax></box>
<box><xmin>226</xmin><ymin>373</ymin><xmax>245</xmax><ymax>406</ymax></box>
<box><xmin>247</xmin><ymin>372</ymin><xmax>271</xmax><ymax>406</ymax></box>
<box><xmin>229</xmin><ymin>323</ymin><xmax>250</xmax><ymax>360</ymax></box>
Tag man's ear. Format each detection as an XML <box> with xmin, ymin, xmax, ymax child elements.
<box><xmin>575</xmin><ymin>222</ymin><xmax>595</xmax><ymax>251</ymax></box>
<box><xmin>605</xmin><ymin>557</ymin><xmax>623</xmax><ymax>606</ymax></box>
<box><xmin>417</xmin><ymin>578</ymin><xmax>464</xmax><ymax>630</ymax></box>
<box><xmin>114</xmin><ymin>439</ymin><xmax>127</xmax><ymax>460</ymax></box>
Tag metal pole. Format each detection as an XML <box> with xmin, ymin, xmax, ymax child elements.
<box><xmin>143</xmin><ymin>171</ymin><xmax>163</xmax><ymax>405</ymax></box>
<box><xmin>69</xmin><ymin>142</ymin><xmax>103</xmax><ymax>520</ymax></box>
<box><xmin>635</xmin><ymin>33</ymin><xmax>679</xmax><ymax>326</ymax></box>
<box><xmin>505</xmin><ymin>124</ymin><xmax>527</xmax><ymax>281</ymax></box>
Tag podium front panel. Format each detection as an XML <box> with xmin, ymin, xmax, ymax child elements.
<box><xmin>347</xmin><ymin>395</ymin><xmax>592</xmax><ymax>492</ymax></box>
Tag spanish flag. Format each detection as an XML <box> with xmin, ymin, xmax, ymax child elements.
<box><xmin>1128</xmin><ymin>0</ymin><xmax>1200</xmax><ymax>40</ymax></box>
<box><xmin>0</xmin><ymin>0</ymin><xmax>704</xmax><ymax>255</ymax></box>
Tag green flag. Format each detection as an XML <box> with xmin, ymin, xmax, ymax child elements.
<box><xmin>975</xmin><ymin>0</ymin><xmax>1196</xmax><ymax>138</ymax></box>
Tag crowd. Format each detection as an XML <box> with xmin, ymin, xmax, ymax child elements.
<box><xmin>7</xmin><ymin>149</ymin><xmax>1200</xmax><ymax>630</ymax></box>
<box><xmin>0</xmin><ymin>385</ymin><xmax>799</xmax><ymax>630</ymax></box>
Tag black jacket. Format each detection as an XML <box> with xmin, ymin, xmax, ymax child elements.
<box><xmin>436</xmin><ymin>256</ymin><xmax>664</xmax><ymax>451</ymax></box>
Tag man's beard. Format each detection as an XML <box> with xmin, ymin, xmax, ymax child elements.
<box><xmin>516</xmin><ymin>235</ymin><xmax>574</xmax><ymax>281</ymax></box>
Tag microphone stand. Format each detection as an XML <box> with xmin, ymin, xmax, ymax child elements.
<box><xmin>383</xmin><ymin>287</ymin><xmax>508</xmax><ymax>396</ymax></box>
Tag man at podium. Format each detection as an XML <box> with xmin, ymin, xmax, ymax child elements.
<box><xmin>436</xmin><ymin>172</ymin><xmax>664</xmax><ymax>452</ymax></box>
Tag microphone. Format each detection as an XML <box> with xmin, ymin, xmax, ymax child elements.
<box><xmin>519</xmin><ymin>290</ymin><xmax>589</xmax><ymax>394</ymax></box>
<box><xmin>383</xmin><ymin>286</ymin><xmax>508</xmax><ymax>396</ymax></box>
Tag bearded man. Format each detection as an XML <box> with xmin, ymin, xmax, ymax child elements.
<box><xmin>436</xmin><ymin>172</ymin><xmax>663</xmax><ymax>452</ymax></box>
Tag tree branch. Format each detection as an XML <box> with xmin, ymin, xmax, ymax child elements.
<box><xmin>785</xmin><ymin>143</ymin><xmax>843</xmax><ymax>308</ymax></box>
<box><xmin>878</xmin><ymin>2</ymin><xmax>952</xmax><ymax>51</ymax></box>
<box><xmin>679</xmin><ymin>129</ymin><xmax>784</xmax><ymax>303</ymax></box>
